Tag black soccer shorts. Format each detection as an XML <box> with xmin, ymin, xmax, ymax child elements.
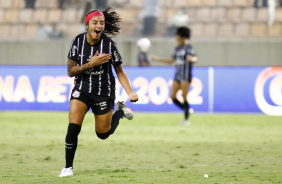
<box><xmin>70</xmin><ymin>89</ymin><xmax>114</xmax><ymax>115</ymax></box>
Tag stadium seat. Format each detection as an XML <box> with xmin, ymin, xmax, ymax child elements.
<box><xmin>0</xmin><ymin>9</ymin><xmax>4</xmax><ymax>23</ymax></box>
<box><xmin>62</xmin><ymin>9</ymin><xmax>79</xmax><ymax>23</ymax></box>
<box><xmin>235</xmin><ymin>23</ymin><xmax>250</xmax><ymax>36</ymax></box>
<box><xmin>127</xmin><ymin>0</ymin><xmax>143</xmax><ymax>8</ymax></box>
<box><xmin>213</xmin><ymin>7</ymin><xmax>227</xmax><ymax>22</ymax></box>
<box><xmin>10</xmin><ymin>24</ymin><xmax>24</xmax><ymax>39</ymax></box>
<box><xmin>165</xmin><ymin>8</ymin><xmax>176</xmax><ymax>20</ymax></box>
<box><xmin>159</xmin><ymin>0</ymin><xmax>171</xmax><ymax>7</ymax></box>
<box><xmin>250</xmin><ymin>23</ymin><xmax>267</xmax><ymax>36</ymax></box>
<box><xmin>275</xmin><ymin>8</ymin><xmax>282</xmax><ymax>22</ymax></box>
<box><xmin>174</xmin><ymin>0</ymin><xmax>189</xmax><ymax>8</ymax></box>
<box><xmin>189</xmin><ymin>23</ymin><xmax>204</xmax><ymax>37</ymax></box>
<box><xmin>118</xmin><ymin>8</ymin><xmax>139</xmax><ymax>22</ymax></box>
<box><xmin>35</xmin><ymin>0</ymin><xmax>46</xmax><ymax>8</ymax></box>
<box><xmin>217</xmin><ymin>0</ymin><xmax>233</xmax><ymax>7</ymax></box>
<box><xmin>233</xmin><ymin>0</ymin><xmax>253</xmax><ymax>7</ymax></box>
<box><xmin>66</xmin><ymin>24</ymin><xmax>82</xmax><ymax>38</ymax></box>
<box><xmin>33</xmin><ymin>8</ymin><xmax>47</xmax><ymax>23</ymax></box>
<box><xmin>158</xmin><ymin>8</ymin><xmax>168</xmax><ymax>24</ymax></box>
<box><xmin>0</xmin><ymin>24</ymin><xmax>10</xmax><ymax>38</ymax></box>
<box><xmin>4</xmin><ymin>9</ymin><xmax>19</xmax><ymax>23</ymax></box>
<box><xmin>268</xmin><ymin>23</ymin><xmax>282</xmax><ymax>37</ymax></box>
<box><xmin>47</xmin><ymin>0</ymin><xmax>58</xmax><ymax>8</ymax></box>
<box><xmin>19</xmin><ymin>9</ymin><xmax>34</xmax><ymax>23</ymax></box>
<box><xmin>218</xmin><ymin>23</ymin><xmax>234</xmax><ymax>36</ymax></box>
<box><xmin>257</xmin><ymin>8</ymin><xmax>268</xmax><ymax>22</ymax></box>
<box><xmin>35</xmin><ymin>0</ymin><xmax>57</xmax><ymax>8</ymax></box>
<box><xmin>47</xmin><ymin>9</ymin><xmax>62</xmax><ymax>23</ymax></box>
<box><xmin>242</xmin><ymin>8</ymin><xmax>256</xmax><ymax>22</ymax></box>
<box><xmin>23</xmin><ymin>24</ymin><xmax>39</xmax><ymax>39</ymax></box>
<box><xmin>226</xmin><ymin>8</ymin><xmax>242</xmax><ymax>22</ymax></box>
<box><xmin>185</xmin><ymin>8</ymin><xmax>197</xmax><ymax>20</ymax></box>
<box><xmin>204</xmin><ymin>23</ymin><xmax>218</xmax><ymax>37</ymax></box>
<box><xmin>0</xmin><ymin>0</ymin><xmax>13</xmax><ymax>8</ymax></box>
<box><xmin>13</xmin><ymin>0</ymin><xmax>25</xmax><ymax>8</ymax></box>
<box><xmin>195</xmin><ymin>7</ymin><xmax>212</xmax><ymax>22</ymax></box>
<box><xmin>202</xmin><ymin>0</ymin><xmax>217</xmax><ymax>7</ymax></box>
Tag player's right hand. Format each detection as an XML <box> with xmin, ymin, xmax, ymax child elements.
<box><xmin>150</xmin><ymin>56</ymin><xmax>158</xmax><ymax>61</ymax></box>
<box><xmin>128</xmin><ymin>92</ymin><xmax>139</xmax><ymax>102</ymax></box>
<box><xmin>89</xmin><ymin>51</ymin><xmax>111</xmax><ymax>67</ymax></box>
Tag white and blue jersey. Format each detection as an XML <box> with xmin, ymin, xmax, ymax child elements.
<box><xmin>172</xmin><ymin>44</ymin><xmax>196</xmax><ymax>83</ymax></box>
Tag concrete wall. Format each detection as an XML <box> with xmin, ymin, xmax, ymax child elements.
<box><xmin>0</xmin><ymin>38</ymin><xmax>281</xmax><ymax>66</ymax></box>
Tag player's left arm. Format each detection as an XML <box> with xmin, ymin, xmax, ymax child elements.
<box><xmin>187</xmin><ymin>55</ymin><xmax>198</xmax><ymax>63</ymax></box>
<box><xmin>187</xmin><ymin>46</ymin><xmax>198</xmax><ymax>63</ymax></box>
<box><xmin>114</xmin><ymin>65</ymin><xmax>138</xmax><ymax>102</ymax></box>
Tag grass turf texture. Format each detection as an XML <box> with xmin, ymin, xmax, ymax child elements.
<box><xmin>0</xmin><ymin>112</ymin><xmax>281</xmax><ymax>184</ymax></box>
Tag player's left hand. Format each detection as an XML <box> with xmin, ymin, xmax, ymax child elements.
<box><xmin>187</xmin><ymin>55</ymin><xmax>198</xmax><ymax>63</ymax></box>
<box><xmin>128</xmin><ymin>92</ymin><xmax>138</xmax><ymax>102</ymax></box>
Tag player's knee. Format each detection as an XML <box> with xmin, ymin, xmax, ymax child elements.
<box><xmin>96</xmin><ymin>130</ymin><xmax>111</xmax><ymax>140</ymax></box>
<box><xmin>66</xmin><ymin>123</ymin><xmax>81</xmax><ymax>140</ymax></box>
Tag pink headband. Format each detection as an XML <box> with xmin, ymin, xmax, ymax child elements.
<box><xmin>85</xmin><ymin>11</ymin><xmax>105</xmax><ymax>25</ymax></box>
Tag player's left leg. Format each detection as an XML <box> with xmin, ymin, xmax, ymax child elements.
<box><xmin>180</xmin><ymin>81</ymin><xmax>190</xmax><ymax>125</ymax></box>
<box><xmin>94</xmin><ymin>101</ymin><xmax>134</xmax><ymax>140</ymax></box>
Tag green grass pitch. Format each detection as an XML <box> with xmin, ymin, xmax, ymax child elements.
<box><xmin>0</xmin><ymin>112</ymin><xmax>281</xmax><ymax>184</ymax></box>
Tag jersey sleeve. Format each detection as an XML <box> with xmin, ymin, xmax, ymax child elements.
<box><xmin>67</xmin><ymin>37</ymin><xmax>79</xmax><ymax>63</ymax></box>
<box><xmin>187</xmin><ymin>45</ymin><xmax>197</xmax><ymax>56</ymax></box>
<box><xmin>111</xmin><ymin>43</ymin><xmax>123</xmax><ymax>66</ymax></box>
<box><xmin>172</xmin><ymin>47</ymin><xmax>178</xmax><ymax>59</ymax></box>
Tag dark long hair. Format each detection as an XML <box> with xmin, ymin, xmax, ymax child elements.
<box><xmin>102</xmin><ymin>7</ymin><xmax>122</xmax><ymax>37</ymax></box>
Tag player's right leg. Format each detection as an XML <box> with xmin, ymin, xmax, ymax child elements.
<box><xmin>170</xmin><ymin>81</ymin><xmax>183</xmax><ymax>109</ymax></box>
<box><xmin>59</xmin><ymin>99</ymin><xmax>89</xmax><ymax>177</ymax></box>
<box><xmin>180</xmin><ymin>81</ymin><xmax>191</xmax><ymax>125</ymax></box>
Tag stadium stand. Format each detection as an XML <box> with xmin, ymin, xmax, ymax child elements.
<box><xmin>0</xmin><ymin>0</ymin><xmax>282</xmax><ymax>39</ymax></box>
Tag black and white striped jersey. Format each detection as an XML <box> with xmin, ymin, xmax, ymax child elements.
<box><xmin>68</xmin><ymin>33</ymin><xmax>122</xmax><ymax>99</ymax></box>
<box><xmin>172</xmin><ymin>44</ymin><xmax>196</xmax><ymax>82</ymax></box>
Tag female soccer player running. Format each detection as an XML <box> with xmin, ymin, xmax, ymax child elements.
<box><xmin>59</xmin><ymin>8</ymin><xmax>138</xmax><ymax>177</ymax></box>
<box><xmin>152</xmin><ymin>26</ymin><xmax>197</xmax><ymax>125</ymax></box>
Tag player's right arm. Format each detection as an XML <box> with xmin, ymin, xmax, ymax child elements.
<box><xmin>151</xmin><ymin>56</ymin><xmax>174</xmax><ymax>64</ymax></box>
<box><xmin>67</xmin><ymin>51</ymin><xmax>111</xmax><ymax>77</ymax></box>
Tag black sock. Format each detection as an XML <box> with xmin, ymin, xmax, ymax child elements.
<box><xmin>65</xmin><ymin>123</ymin><xmax>81</xmax><ymax>168</ymax></box>
<box><xmin>110</xmin><ymin>110</ymin><xmax>124</xmax><ymax>134</ymax></box>
<box><xmin>173</xmin><ymin>99</ymin><xmax>184</xmax><ymax>110</ymax></box>
<box><xmin>183</xmin><ymin>101</ymin><xmax>190</xmax><ymax>120</ymax></box>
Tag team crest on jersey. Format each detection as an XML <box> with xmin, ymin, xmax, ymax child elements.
<box><xmin>177</xmin><ymin>49</ymin><xmax>185</xmax><ymax>56</ymax></box>
<box><xmin>113</xmin><ymin>51</ymin><xmax>119</xmax><ymax>62</ymax></box>
<box><xmin>72</xmin><ymin>90</ymin><xmax>80</xmax><ymax>98</ymax></box>
<box><xmin>87</xmin><ymin>54</ymin><xmax>93</xmax><ymax>62</ymax></box>
<box><xmin>72</xmin><ymin>46</ymin><xmax>77</xmax><ymax>56</ymax></box>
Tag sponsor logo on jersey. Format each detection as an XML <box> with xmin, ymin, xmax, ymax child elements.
<box><xmin>176</xmin><ymin>49</ymin><xmax>185</xmax><ymax>56</ymax></box>
<box><xmin>84</xmin><ymin>69</ymin><xmax>104</xmax><ymax>75</ymax></box>
<box><xmin>72</xmin><ymin>46</ymin><xmax>77</xmax><ymax>56</ymax></box>
<box><xmin>72</xmin><ymin>90</ymin><xmax>80</xmax><ymax>98</ymax></box>
<box><xmin>87</xmin><ymin>54</ymin><xmax>93</xmax><ymax>62</ymax></box>
<box><xmin>114</xmin><ymin>51</ymin><xmax>119</xmax><ymax>62</ymax></box>
<box><xmin>93</xmin><ymin>101</ymin><xmax>108</xmax><ymax>110</ymax></box>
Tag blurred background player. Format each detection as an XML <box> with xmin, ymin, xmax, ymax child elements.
<box><xmin>151</xmin><ymin>26</ymin><xmax>197</xmax><ymax>125</ymax></box>
<box><xmin>59</xmin><ymin>7</ymin><xmax>138</xmax><ymax>177</ymax></box>
<box><xmin>137</xmin><ymin>38</ymin><xmax>151</xmax><ymax>67</ymax></box>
